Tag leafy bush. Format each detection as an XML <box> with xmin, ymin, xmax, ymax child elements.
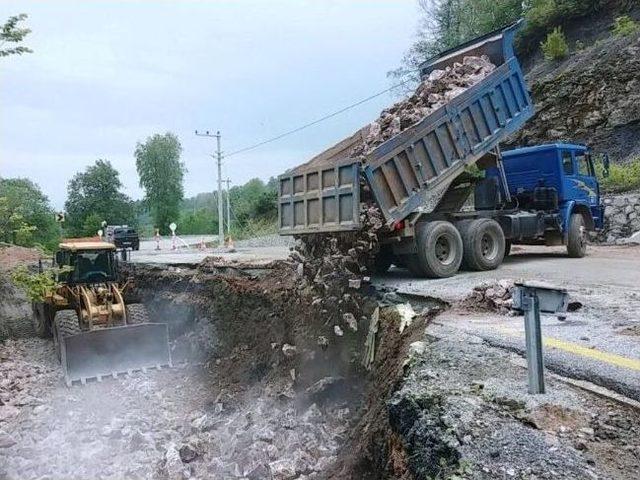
<box><xmin>229</xmin><ymin>217</ymin><xmax>277</xmax><ymax>241</ymax></box>
<box><xmin>613</xmin><ymin>15</ymin><xmax>639</xmax><ymax>37</ymax></box>
<box><xmin>541</xmin><ymin>27</ymin><xmax>569</xmax><ymax>60</ymax></box>
<box><xmin>595</xmin><ymin>157</ymin><xmax>640</xmax><ymax>194</ymax></box>
<box><xmin>525</xmin><ymin>0</ymin><xmax>604</xmax><ymax>36</ymax></box>
<box><xmin>11</xmin><ymin>265</ymin><xmax>72</xmax><ymax>302</ymax></box>
<box><xmin>179</xmin><ymin>208</ymin><xmax>219</xmax><ymax>235</ymax></box>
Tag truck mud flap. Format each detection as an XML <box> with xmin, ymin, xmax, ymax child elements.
<box><xmin>60</xmin><ymin>323</ymin><xmax>172</xmax><ymax>387</ymax></box>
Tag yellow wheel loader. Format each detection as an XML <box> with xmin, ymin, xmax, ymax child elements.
<box><xmin>32</xmin><ymin>240</ymin><xmax>171</xmax><ymax>386</ymax></box>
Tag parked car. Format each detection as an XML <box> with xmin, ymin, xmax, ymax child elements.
<box><xmin>106</xmin><ymin>225</ymin><xmax>140</xmax><ymax>250</ymax></box>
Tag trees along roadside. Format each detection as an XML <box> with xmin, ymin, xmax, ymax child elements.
<box><xmin>134</xmin><ymin>133</ymin><xmax>186</xmax><ymax>235</ymax></box>
<box><xmin>64</xmin><ymin>160</ymin><xmax>136</xmax><ymax>237</ymax></box>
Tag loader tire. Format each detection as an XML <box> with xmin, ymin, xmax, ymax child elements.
<box><xmin>126</xmin><ymin>304</ymin><xmax>150</xmax><ymax>325</ymax></box>
<box><xmin>415</xmin><ymin>221</ymin><xmax>463</xmax><ymax>278</ymax></box>
<box><xmin>459</xmin><ymin>218</ymin><xmax>505</xmax><ymax>271</ymax></box>
<box><xmin>53</xmin><ymin>310</ymin><xmax>81</xmax><ymax>361</ymax></box>
<box><xmin>32</xmin><ymin>302</ymin><xmax>52</xmax><ymax>338</ymax></box>
<box><xmin>567</xmin><ymin>213</ymin><xmax>587</xmax><ymax>258</ymax></box>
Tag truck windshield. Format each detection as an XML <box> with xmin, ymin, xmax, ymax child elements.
<box><xmin>575</xmin><ymin>152</ymin><xmax>593</xmax><ymax>176</ymax></box>
<box><xmin>71</xmin><ymin>250</ymin><xmax>115</xmax><ymax>283</ymax></box>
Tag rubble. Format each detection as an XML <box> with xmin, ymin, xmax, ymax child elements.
<box><xmin>352</xmin><ymin>55</ymin><xmax>496</xmax><ymax>156</ymax></box>
<box><xmin>281</xmin><ymin>343</ymin><xmax>298</xmax><ymax>358</ymax></box>
<box><xmin>0</xmin><ymin>339</ymin><xmax>57</xmax><ymax>422</ymax></box>
<box><xmin>290</xmin><ymin>204</ymin><xmax>384</xmax><ymax>324</ymax></box>
<box><xmin>343</xmin><ymin>312</ymin><xmax>358</xmax><ymax>332</ymax></box>
<box><xmin>463</xmin><ymin>279</ymin><xmax>517</xmax><ymax>313</ymax></box>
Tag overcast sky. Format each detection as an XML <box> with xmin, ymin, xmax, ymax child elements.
<box><xmin>0</xmin><ymin>1</ymin><xmax>420</xmax><ymax>209</ymax></box>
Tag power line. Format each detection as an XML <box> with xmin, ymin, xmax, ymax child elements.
<box><xmin>225</xmin><ymin>75</ymin><xmax>418</xmax><ymax>158</ymax></box>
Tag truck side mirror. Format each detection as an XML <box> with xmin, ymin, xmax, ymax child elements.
<box><xmin>602</xmin><ymin>153</ymin><xmax>610</xmax><ymax>178</ymax></box>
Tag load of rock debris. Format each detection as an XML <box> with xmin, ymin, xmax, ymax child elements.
<box><xmin>290</xmin><ymin>204</ymin><xmax>385</xmax><ymax>311</ymax></box>
<box><xmin>352</xmin><ymin>55</ymin><xmax>496</xmax><ymax>157</ymax></box>
<box><xmin>288</xmin><ymin>56</ymin><xmax>497</xmax><ymax>281</ymax></box>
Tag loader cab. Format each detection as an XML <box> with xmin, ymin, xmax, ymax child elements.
<box><xmin>55</xmin><ymin>242</ymin><xmax>118</xmax><ymax>284</ymax></box>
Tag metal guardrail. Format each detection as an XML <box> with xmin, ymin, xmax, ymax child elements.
<box><xmin>513</xmin><ymin>283</ymin><xmax>569</xmax><ymax>394</ymax></box>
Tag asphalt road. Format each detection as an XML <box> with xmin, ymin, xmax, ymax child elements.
<box><xmin>376</xmin><ymin>244</ymin><xmax>640</xmax><ymax>401</ymax></box>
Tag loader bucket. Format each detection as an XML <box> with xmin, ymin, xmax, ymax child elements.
<box><xmin>60</xmin><ymin>323</ymin><xmax>172</xmax><ymax>386</ymax></box>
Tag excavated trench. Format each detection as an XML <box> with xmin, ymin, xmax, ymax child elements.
<box><xmin>122</xmin><ymin>261</ymin><xmax>439</xmax><ymax>480</ymax></box>
<box><xmin>3</xmin><ymin>253</ymin><xmax>640</xmax><ymax>479</ymax></box>
<box><xmin>0</xmin><ymin>248</ymin><xmax>444</xmax><ymax>479</ymax></box>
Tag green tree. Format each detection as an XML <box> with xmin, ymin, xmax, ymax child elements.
<box><xmin>0</xmin><ymin>178</ymin><xmax>59</xmax><ymax>248</ymax></box>
<box><xmin>229</xmin><ymin>178</ymin><xmax>277</xmax><ymax>224</ymax></box>
<box><xmin>388</xmin><ymin>0</ymin><xmax>523</xmax><ymax>86</ymax></box>
<box><xmin>64</xmin><ymin>160</ymin><xmax>135</xmax><ymax>236</ymax></box>
<box><xmin>541</xmin><ymin>27</ymin><xmax>569</xmax><ymax>60</ymax></box>
<box><xmin>134</xmin><ymin>133</ymin><xmax>186</xmax><ymax>234</ymax></box>
<box><xmin>1</xmin><ymin>14</ymin><xmax>32</xmax><ymax>58</ymax></box>
<box><xmin>389</xmin><ymin>0</ymin><xmax>604</xmax><ymax>84</ymax></box>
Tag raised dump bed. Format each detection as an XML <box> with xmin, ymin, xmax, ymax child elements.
<box><xmin>278</xmin><ymin>20</ymin><xmax>533</xmax><ymax>234</ymax></box>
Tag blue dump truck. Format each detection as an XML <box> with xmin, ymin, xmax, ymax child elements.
<box><xmin>278</xmin><ymin>21</ymin><xmax>608</xmax><ymax>278</ymax></box>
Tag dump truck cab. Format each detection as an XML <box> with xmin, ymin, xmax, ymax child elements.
<box><xmin>32</xmin><ymin>240</ymin><xmax>171</xmax><ymax>386</ymax></box>
<box><xmin>486</xmin><ymin>143</ymin><xmax>604</xmax><ymax>238</ymax></box>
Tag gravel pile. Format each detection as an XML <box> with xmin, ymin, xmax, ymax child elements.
<box><xmin>352</xmin><ymin>55</ymin><xmax>496</xmax><ymax>157</ymax></box>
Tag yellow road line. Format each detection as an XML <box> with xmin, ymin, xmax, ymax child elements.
<box><xmin>488</xmin><ymin>325</ymin><xmax>640</xmax><ymax>371</ymax></box>
<box><xmin>543</xmin><ymin>337</ymin><xmax>640</xmax><ymax>372</ymax></box>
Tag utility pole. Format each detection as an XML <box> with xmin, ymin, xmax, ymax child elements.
<box><xmin>195</xmin><ymin>130</ymin><xmax>224</xmax><ymax>244</ymax></box>
<box><xmin>223</xmin><ymin>178</ymin><xmax>232</xmax><ymax>235</ymax></box>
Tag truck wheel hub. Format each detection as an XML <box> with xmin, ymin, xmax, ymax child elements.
<box><xmin>435</xmin><ymin>235</ymin><xmax>454</xmax><ymax>265</ymax></box>
<box><xmin>481</xmin><ymin>233</ymin><xmax>498</xmax><ymax>260</ymax></box>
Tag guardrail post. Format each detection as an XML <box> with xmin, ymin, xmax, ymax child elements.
<box><xmin>522</xmin><ymin>293</ymin><xmax>545</xmax><ymax>394</ymax></box>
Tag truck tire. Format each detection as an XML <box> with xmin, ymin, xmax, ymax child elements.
<box><xmin>459</xmin><ymin>218</ymin><xmax>505</xmax><ymax>271</ymax></box>
<box><xmin>126</xmin><ymin>304</ymin><xmax>150</xmax><ymax>325</ymax></box>
<box><xmin>567</xmin><ymin>213</ymin><xmax>587</xmax><ymax>258</ymax></box>
<box><xmin>415</xmin><ymin>221</ymin><xmax>463</xmax><ymax>278</ymax></box>
<box><xmin>32</xmin><ymin>302</ymin><xmax>52</xmax><ymax>338</ymax></box>
<box><xmin>53</xmin><ymin>310</ymin><xmax>81</xmax><ymax>360</ymax></box>
<box><xmin>372</xmin><ymin>245</ymin><xmax>393</xmax><ymax>274</ymax></box>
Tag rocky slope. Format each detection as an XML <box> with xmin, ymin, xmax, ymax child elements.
<box><xmin>509</xmin><ymin>9</ymin><xmax>640</xmax><ymax>163</ymax></box>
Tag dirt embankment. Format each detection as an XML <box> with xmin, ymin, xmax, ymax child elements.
<box><xmin>0</xmin><ymin>244</ymin><xmax>43</xmax><ymax>341</ymax></box>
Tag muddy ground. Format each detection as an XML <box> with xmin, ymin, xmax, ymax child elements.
<box><xmin>1</xmin><ymin>251</ymin><xmax>640</xmax><ymax>479</ymax></box>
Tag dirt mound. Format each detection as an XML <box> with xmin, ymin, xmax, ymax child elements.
<box><xmin>0</xmin><ymin>244</ymin><xmax>42</xmax><ymax>272</ymax></box>
<box><xmin>0</xmin><ymin>245</ymin><xmax>41</xmax><ymax>341</ymax></box>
